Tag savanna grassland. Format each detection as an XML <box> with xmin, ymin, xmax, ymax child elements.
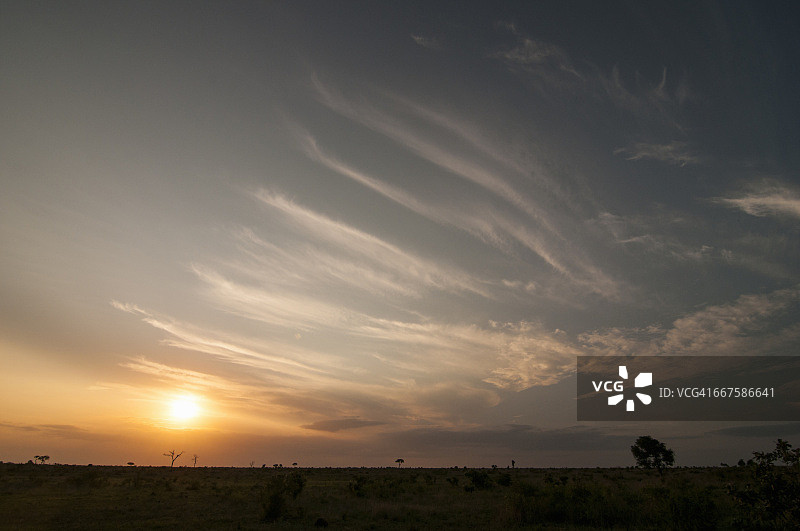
<box><xmin>1</xmin><ymin>459</ymin><xmax>796</xmax><ymax>530</ymax></box>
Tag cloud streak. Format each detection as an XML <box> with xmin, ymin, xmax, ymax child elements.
<box><xmin>304</xmin><ymin>80</ymin><xmax>623</xmax><ymax>299</ymax></box>
<box><xmin>297</xmin><ymin>133</ymin><xmax>584</xmax><ymax>288</ymax></box>
<box><xmin>580</xmin><ymin>286</ymin><xmax>800</xmax><ymax>357</ymax></box>
<box><xmin>614</xmin><ymin>141</ymin><xmax>701</xmax><ymax>166</ymax></box>
<box><xmin>410</xmin><ymin>34</ymin><xmax>441</xmax><ymax>50</ymax></box>
<box><xmin>491</xmin><ymin>24</ymin><xmax>691</xmax><ymax>133</ymax></box>
<box><xmin>492</xmin><ymin>22</ymin><xmax>580</xmax><ymax>79</ymax></box>
<box><xmin>715</xmin><ymin>180</ymin><xmax>800</xmax><ymax>218</ymax></box>
<box><xmin>312</xmin><ymin>76</ymin><xmax>556</xmax><ymax>227</ymax></box>
<box><xmin>301</xmin><ymin>419</ymin><xmax>385</xmax><ymax>432</ymax></box>
<box><xmin>252</xmin><ymin>189</ymin><xmax>491</xmax><ymax>298</ymax></box>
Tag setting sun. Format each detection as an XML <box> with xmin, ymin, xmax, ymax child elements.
<box><xmin>169</xmin><ymin>396</ymin><xmax>200</xmax><ymax>421</ymax></box>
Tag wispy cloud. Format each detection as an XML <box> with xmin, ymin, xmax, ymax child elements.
<box><xmin>120</xmin><ymin>357</ymin><xmax>246</xmax><ymax>394</ymax></box>
<box><xmin>299</xmin><ymin>133</ymin><xmax>441</xmax><ymax>226</ymax></box>
<box><xmin>305</xmin><ymin>79</ymin><xmax>622</xmax><ymax>299</ymax></box>
<box><xmin>310</xmin><ymin>76</ymin><xmax>565</xmax><ymax>235</ymax></box>
<box><xmin>614</xmin><ymin>141</ymin><xmax>702</xmax><ymax>166</ymax></box>
<box><xmin>715</xmin><ymin>180</ymin><xmax>800</xmax><ymax>218</ymax></box>
<box><xmin>0</xmin><ymin>421</ymin><xmax>111</xmax><ymax>442</ymax></box>
<box><xmin>252</xmin><ymin>188</ymin><xmax>491</xmax><ymax>298</ymax></box>
<box><xmin>483</xmin><ymin>322</ymin><xmax>581</xmax><ymax>390</ymax></box>
<box><xmin>491</xmin><ymin>22</ymin><xmax>580</xmax><ymax>78</ymax></box>
<box><xmin>593</xmin><ymin>211</ymin><xmax>717</xmax><ymax>263</ymax></box>
<box><xmin>301</xmin><ymin>419</ymin><xmax>385</xmax><ymax>432</ymax></box>
<box><xmin>580</xmin><ymin>286</ymin><xmax>800</xmax><ymax>357</ymax></box>
<box><xmin>411</xmin><ymin>34</ymin><xmax>441</xmax><ymax>50</ymax></box>
<box><xmin>112</xmin><ymin>296</ymin><xmax>590</xmax><ymax>424</ymax></box>
<box><xmin>111</xmin><ymin>300</ymin><xmax>336</xmax><ymax>380</ymax></box>
<box><xmin>596</xmin><ymin>66</ymin><xmax>689</xmax><ymax>131</ymax></box>
<box><xmin>381</xmin><ymin>92</ymin><xmax>592</xmax><ymax>210</ymax></box>
<box><xmin>593</xmin><ymin>207</ymin><xmax>800</xmax><ymax>283</ymax></box>
<box><xmin>491</xmin><ymin>24</ymin><xmax>690</xmax><ymax>131</ymax></box>
<box><xmin>297</xmin><ymin>133</ymin><xmax>579</xmax><ymax>287</ymax></box>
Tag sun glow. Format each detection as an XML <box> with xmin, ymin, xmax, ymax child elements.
<box><xmin>169</xmin><ymin>396</ymin><xmax>200</xmax><ymax>421</ymax></box>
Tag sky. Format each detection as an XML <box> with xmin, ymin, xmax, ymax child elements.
<box><xmin>1</xmin><ymin>1</ymin><xmax>799</xmax><ymax>467</ymax></box>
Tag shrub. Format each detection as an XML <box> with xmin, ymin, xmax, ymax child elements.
<box><xmin>728</xmin><ymin>439</ymin><xmax>800</xmax><ymax>528</ymax></box>
<box><xmin>464</xmin><ymin>469</ymin><xmax>492</xmax><ymax>490</ymax></box>
<box><xmin>260</xmin><ymin>471</ymin><xmax>306</xmax><ymax>522</ymax></box>
<box><xmin>261</xmin><ymin>489</ymin><xmax>286</xmax><ymax>522</ymax></box>
<box><xmin>668</xmin><ymin>487</ymin><xmax>719</xmax><ymax>530</ymax></box>
<box><xmin>348</xmin><ymin>475</ymin><xmax>368</xmax><ymax>497</ymax></box>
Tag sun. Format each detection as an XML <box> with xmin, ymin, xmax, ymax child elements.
<box><xmin>169</xmin><ymin>396</ymin><xmax>200</xmax><ymax>421</ymax></box>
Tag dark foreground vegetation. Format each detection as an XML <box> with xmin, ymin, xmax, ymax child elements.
<box><xmin>0</xmin><ymin>462</ymin><xmax>796</xmax><ymax>529</ymax></box>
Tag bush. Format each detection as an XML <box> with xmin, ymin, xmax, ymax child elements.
<box><xmin>502</xmin><ymin>476</ymin><xmax>722</xmax><ymax>529</ymax></box>
<box><xmin>728</xmin><ymin>439</ymin><xmax>800</xmax><ymax>528</ymax></box>
<box><xmin>261</xmin><ymin>490</ymin><xmax>286</xmax><ymax>522</ymax></box>
<box><xmin>464</xmin><ymin>469</ymin><xmax>492</xmax><ymax>490</ymax></box>
<box><xmin>260</xmin><ymin>471</ymin><xmax>306</xmax><ymax>522</ymax></box>
<box><xmin>348</xmin><ymin>475</ymin><xmax>368</xmax><ymax>497</ymax></box>
<box><xmin>668</xmin><ymin>487</ymin><xmax>719</xmax><ymax>530</ymax></box>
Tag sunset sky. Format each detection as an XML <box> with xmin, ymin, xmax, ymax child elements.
<box><xmin>2</xmin><ymin>1</ymin><xmax>799</xmax><ymax>467</ymax></box>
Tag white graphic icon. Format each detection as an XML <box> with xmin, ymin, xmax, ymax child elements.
<box><xmin>608</xmin><ymin>366</ymin><xmax>652</xmax><ymax>411</ymax></box>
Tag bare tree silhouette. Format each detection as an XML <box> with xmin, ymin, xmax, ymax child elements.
<box><xmin>163</xmin><ymin>450</ymin><xmax>184</xmax><ymax>467</ymax></box>
<box><xmin>33</xmin><ymin>455</ymin><xmax>50</xmax><ymax>465</ymax></box>
<box><xmin>192</xmin><ymin>454</ymin><xmax>199</xmax><ymax>467</ymax></box>
<box><xmin>395</xmin><ymin>458</ymin><xmax>404</xmax><ymax>468</ymax></box>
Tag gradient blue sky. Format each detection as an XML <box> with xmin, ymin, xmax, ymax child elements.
<box><xmin>2</xmin><ymin>1</ymin><xmax>799</xmax><ymax>467</ymax></box>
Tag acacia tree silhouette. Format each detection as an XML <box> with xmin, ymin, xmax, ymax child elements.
<box><xmin>33</xmin><ymin>455</ymin><xmax>50</xmax><ymax>465</ymax></box>
<box><xmin>395</xmin><ymin>458</ymin><xmax>404</xmax><ymax>468</ymax></box>
<box><xmin>163</xmin><ymin>450</ymin><xmax>184</xmax><ymax>467</ymax></box>
<box><xmin>631</xmin><ymin>436</ymin><xmax>674</xmax><ymax>475</ymax></box>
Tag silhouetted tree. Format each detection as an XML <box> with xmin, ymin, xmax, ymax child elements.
<box><xmin>163</xmin><ymin>450</ymin><xmax>183</xmax><ymax>467</ymax></box>
<box><xmin>33</xmin><ymin>455</ymin><xmax>50</xmax><ymax>465</ymax></box>
<box><xmin>511</xmin><ymin>459</ymin><xmax>515</xmax><ymax>469</ymax></box>
<box><xmin>292</xmin><ymin>462</ymin><xmax>298</xmax><ymax>467</ymax></box>
<box><xmin>127</xmin><ymin>462</ymin><xmax>135</xmax><ymax>466</ymax></box>
<box><xmin>192</xmin><ymin>454</ymin><xmax>198</xmax><ymax>467</ymax></box>
<box><xmin>395</xmin><ymin>458</ymin><xmax>404</xmax><ymax>468</ymax></box>
<box><xmin>631</xmin><ymin>436</ymin><xmax>674</xmax><ymax>474</ymax></box>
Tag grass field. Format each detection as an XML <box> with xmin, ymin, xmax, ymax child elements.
<box><xmin>2</xmin><ymin>460</ymin><xmax>794</xmax><ymax>529</ymax></box>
